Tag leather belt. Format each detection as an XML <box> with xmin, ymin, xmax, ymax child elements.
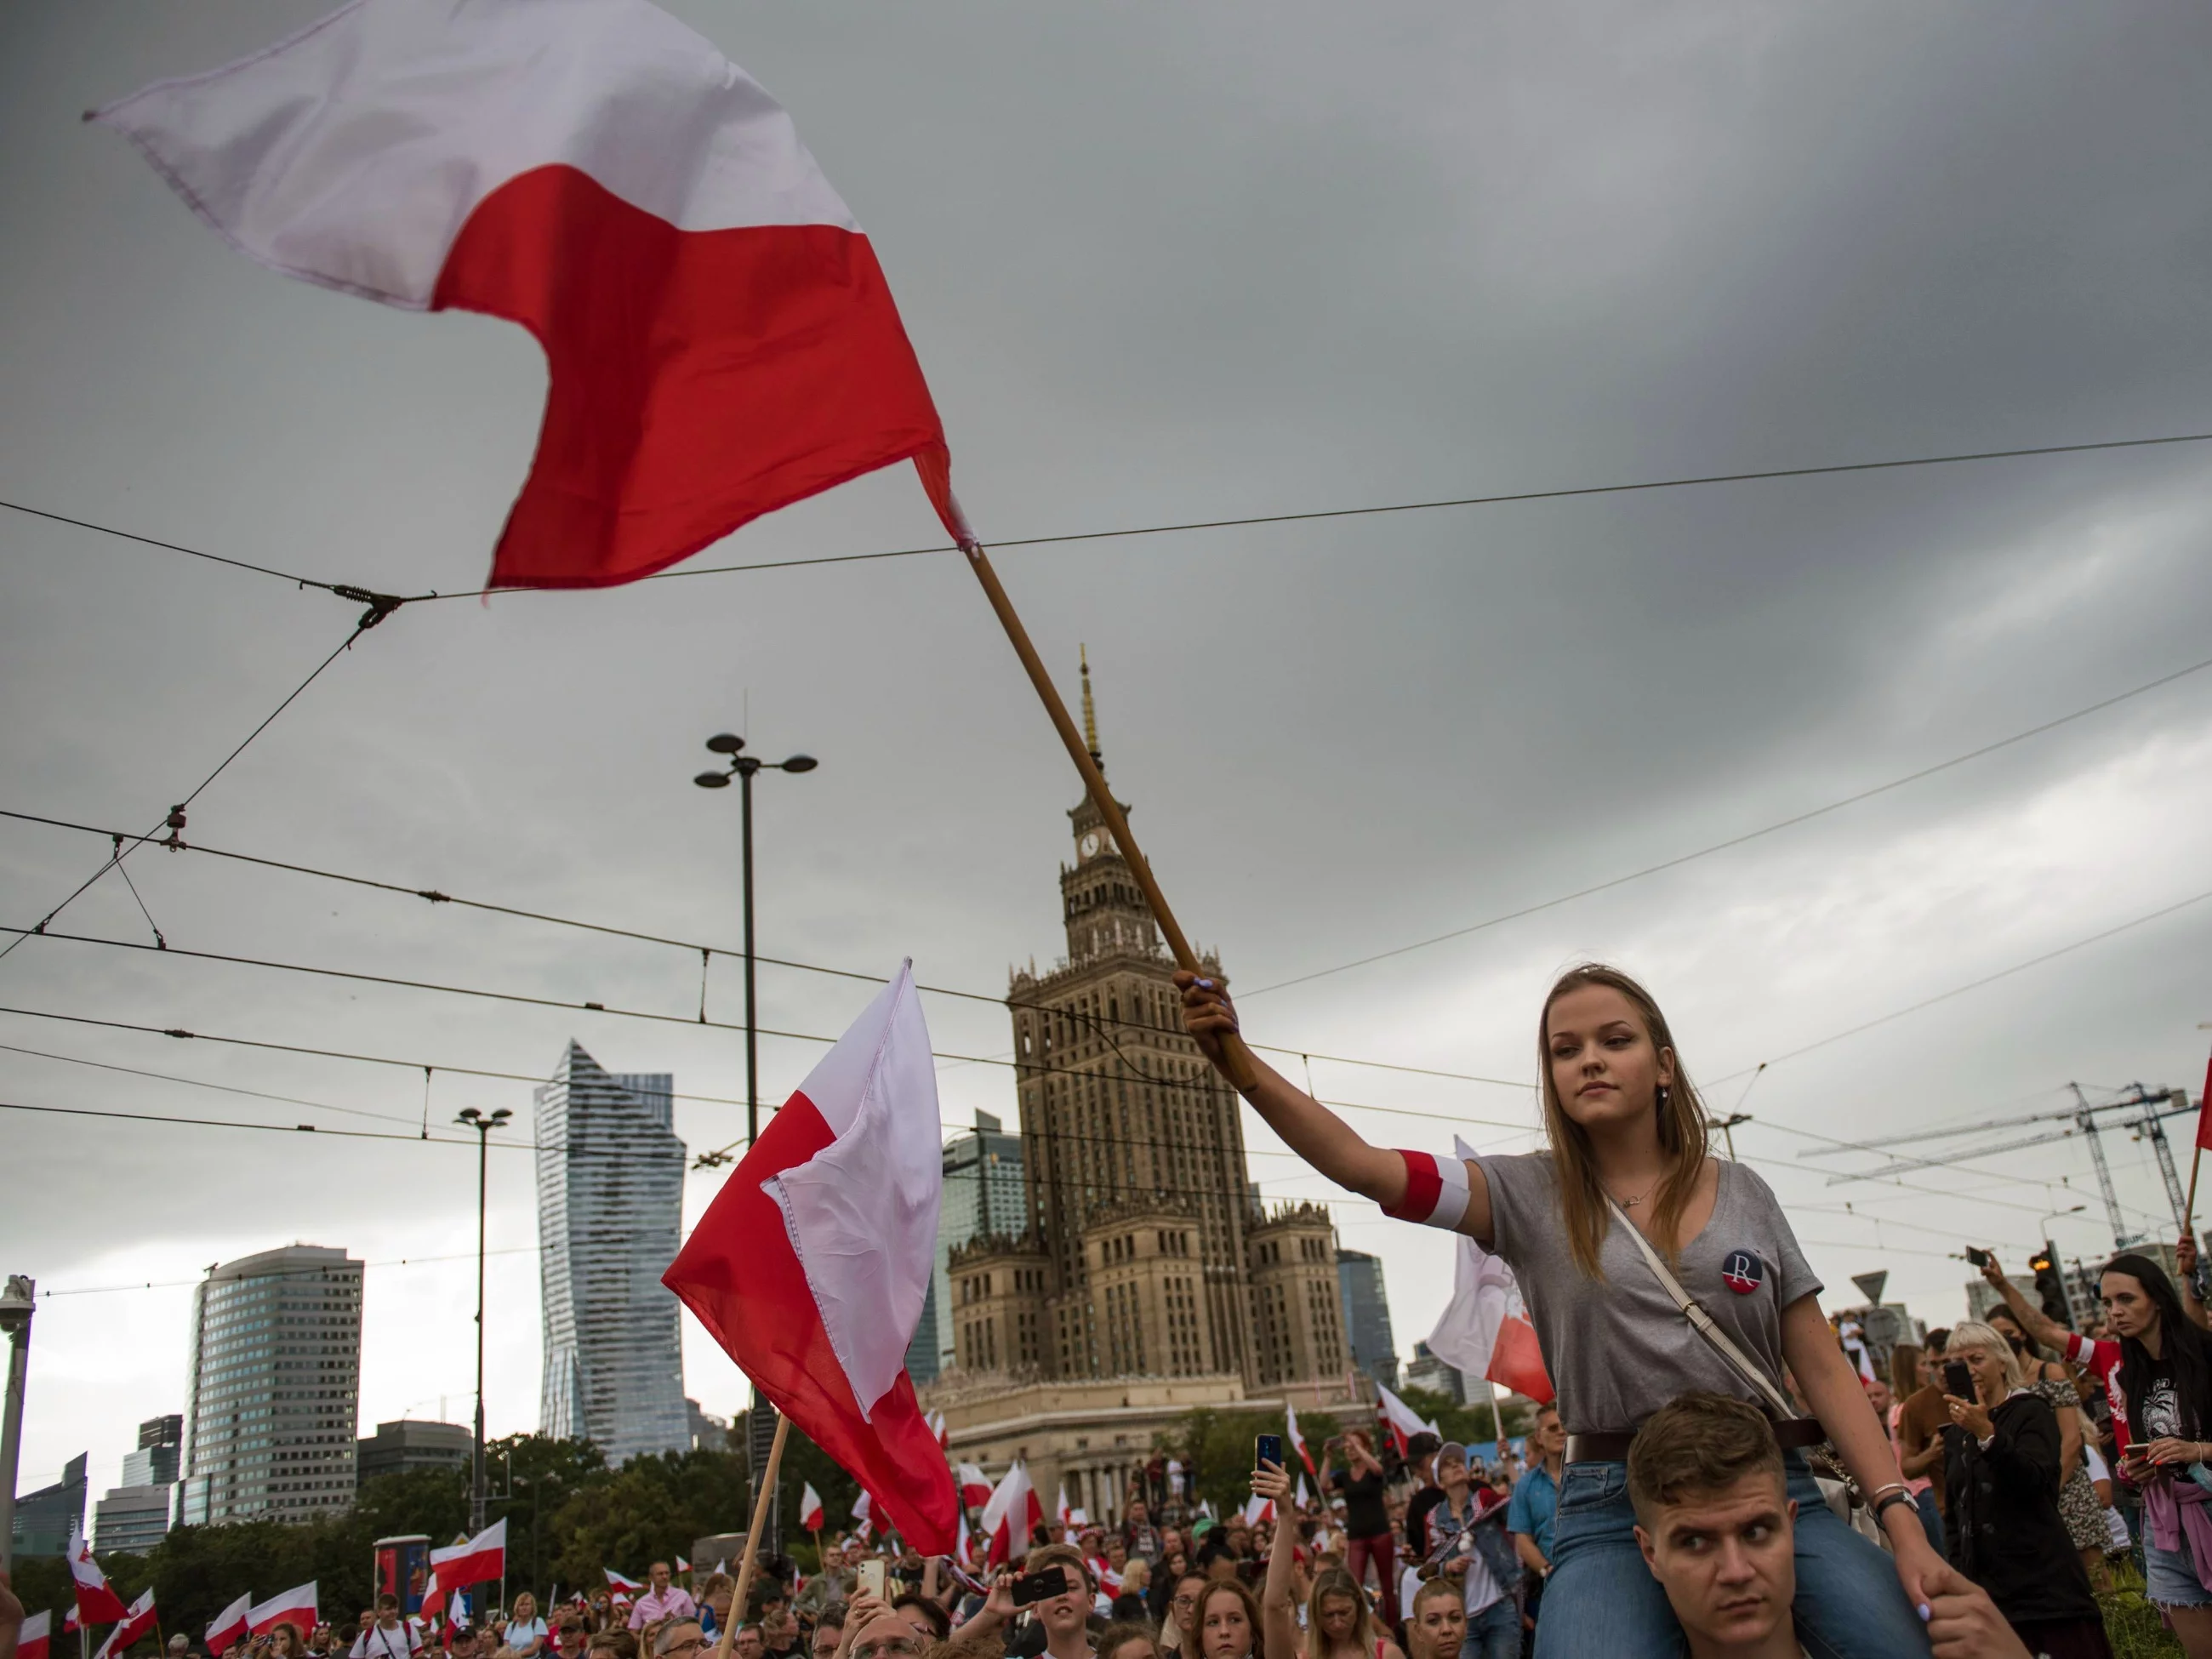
<box><xmin>1565</xmin><ymin>1417</ymin><xmax>1827</xmax><ymax>1465</ymax></box>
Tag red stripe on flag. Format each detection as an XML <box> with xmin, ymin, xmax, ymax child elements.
<box><xmin>433</xmin><ymin>165</ymin><xmax>961</xmax><ymax>590</ymax></box>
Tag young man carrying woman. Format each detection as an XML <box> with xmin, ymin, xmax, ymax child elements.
<box><xmin>1179</xmin><ymin>961</ymin><xmax>1942</xmax><ymax>1656</ymax></box>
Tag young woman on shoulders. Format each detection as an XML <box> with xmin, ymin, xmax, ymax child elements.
<box><xmin>1178</xmin><ymin>961</ymin><xmax>1940</xmax><ymax>1657</ymax></box>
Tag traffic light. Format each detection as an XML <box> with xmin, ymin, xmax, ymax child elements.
<box><xmin>2030</xmin><ymin>1241</ymin><xmax>2071</xmax><ymax>1327</ymax></box>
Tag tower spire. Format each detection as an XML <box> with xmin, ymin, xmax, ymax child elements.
<box><xmin>1080</xmin><ymin>644</ymin><xmax>1102</xmax><ymax>767</ymax></box>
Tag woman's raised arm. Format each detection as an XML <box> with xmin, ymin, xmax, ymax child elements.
<box><xmin>1177</xmin><ymin>972</ymin><xmax>1493</xmax><ymax>1243</ymax></box>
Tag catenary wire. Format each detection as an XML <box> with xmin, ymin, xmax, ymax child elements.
<box><xmin>0</xmin><ymin>619</ymin><xmax>379</xmax><ymax>964</ymax></box>
<box><xmin>1244</xmin><ymin>648</ymin><xmax>2212</xmax><ymax>997</ymax></box>
<box><xmin>39</xmin><ymin>1246</ymin><xmax>539</xmax><ymax>1298</ymax></box>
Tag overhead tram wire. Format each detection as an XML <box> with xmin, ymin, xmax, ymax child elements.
<box><xmin>10</xmin><ymin>429</ymin><xmax>2210</xmax><ymax>603</ymax></box>
<box><xmin>1242</xmin><ymin>647</ymin><xmax>2212</xmax><ymax>997</ymax></box>
<box><xmin>0</xmin><ymin>611</ymin><xmax>406</xmax><ymax>965</ymax></box>
<box><xmin>41</xmin><ymin>1246</ymin><xmax>539</xmax><ymax>1300</ymax></box>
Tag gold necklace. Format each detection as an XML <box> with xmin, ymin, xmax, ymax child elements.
<box><xmin>1611</xmin><ymin>1177</ymin><xmax>1661</xmax><ymax>1211</ymax></box>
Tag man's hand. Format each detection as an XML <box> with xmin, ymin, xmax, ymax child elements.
<box><xmin>2180</xmin><ymin>1234</ymin><xmax>2198</xmax><ymax>1280</ymax></box>
<box><xmin>1977</xmin><ymin>1251</ymin><xmax>2007</xmax><ymax>1289</ymax></box>
<box><xmin>1921</xmin><ymin>1560</ymin><xmax>2031</xmax><ymax>1659</ymax></box>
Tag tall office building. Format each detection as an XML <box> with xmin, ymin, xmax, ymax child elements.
<box><xmin>535</xmin><ymin>1042</ymin><xmax>689</xmax><ymax>1463</ymax></box>
<box><xmin>356</xmin><ymin>1419</ymin><xmax>472</xmax><ymax>1481</ymax></box>
<box><xmin>907</xmin><ymin>1111</ymin><xmax>1028</xmax><ymax>1382</ymax></box>
<box><xmin>121</xmin><ymin>1414</ymin><xmax>183</xmax><ymax>1489</ymax></box>
<box><xmin>9</xmin><ymin>1453</ymin><xmax>86</xmax><ymax>1557</ymax></box>
<box><xmin>1336</xmin><ymin>1250</ymin><xmax>1400</xmax><ymax>1388</ymax></box>
<box><xmin>948</xmin><ymin>656</ymin><xmax>1345</xmax><ymax>1390</ymax></box>
<box><xmin>179</xmin><ymin>1246</ymin><xmax>362</xmax><ymax>1525</ymax></box>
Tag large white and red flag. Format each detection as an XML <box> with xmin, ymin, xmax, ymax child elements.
<box><xmin>94</xmin><ymin>1590</ymin><xmax>159</xmax><ymax>1659</ymax></box>
<box><xmin>665</xmin><ymin>964</ymin><xmax>957</xmax><ymax>1551</ymax></box>
<box><xmin>1422</xmin><ymin>1137</ymin><xmax>1555</xmax><ymax>1407</ymax></box>
<box><xmin>248</xmin><ymin>1583</ymin><xmax>318</xmax><ymax>1640</ymax></box>
<box><xmin>1284</xmin><ymin>1401</ymin><xmax>1316</xmax><ymax>1477</ymax></box>
<box><xmin>94</xmin><ymin>0</ymin><xmax>972</xmax><ymax>591</ymax></box>
<box><xmin>420</xmin><ymin>1518</ymin><xmax>506</xmax><ymax>1620</ymax></box>
<box><xmin>1240</xmin><ymin>1492</ymin><xmax>1275</xmax><ymax>1529</ymax></box>
<box><xmin>19</xmin><ymin>1612</ymin><xmax>51</xmax><ymax>1659</ymax></box>
<box><xmin>205</xmin><ymin>1597</ymin><xmax>250</xmax><ymax>1658</ymax></box>
<box><xmin>68</xmin><ymin>1526</ymin><xmax>129</xmax><ymax>1622</ymax></box>
<box><xmin>603</xmin><ymin>1568</ymin><xmax>641</xmax><ymax>1602</ymax></box>
<box><xmin>798</xmin><ymin>1484</ymin><xmax>825</xmax><ymax>1533</ymax></box>
<box><xmin>978</xmin><ymin>1461</ymin><xmax>1041</xmax><ymax>1568</ymax></box>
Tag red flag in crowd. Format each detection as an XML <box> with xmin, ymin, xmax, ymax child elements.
<box><xmin>68</xmin><ymin>1527</ymin><xmax>129</xmax><ymax>1622</ymax></box>
<box><xmin>979</xmin><ymin>1462</ymin><xmax>1041</xmax><ymax>1568</ymax></box>
<box><xmin>94</xmin><ymin>1590</ymin><xmax>159</xmax><ymax>1659</ymax></box>
<box><xmin>205</xmin><ymin>1594</ymin><xmax>251</xmax><ymax>1656</ymax></box>
<box><xmin>1373</xmin><ymin>1383</ymin><xmax>1440</xmax><ymax>1457</ymax></box>
<box><xmin>94</xmin><ymin>0</ymin><xmax>972</xmax><ymax>591</ymax></box>
<box><xmin>956</xmin><ymin>1463</ymin><xmax>993</xmax><ymax>1509</ymax></box>
<box><xmin>2197</xmin><ymin>1052</ymin><xmax>2212</xmax><ymax>1150</ymax></box>
<box><xmin>248</xmin><ymin>1583</ymin><xmax>318</xmax><ymax>1641</ymax></box>
<box><xmin>927</xmin><ymin>1410</ymin><xmax>949</xmax><ymax>1452</ymax></box>
<box><xmin>19</xmin><ymin>1612</ymin><xmax>51</xmax><ymax>1659</ymax></box>
<box><xmin>799</xmin><ymin>1484</ymin><xmax>825</xmax><ymax>1532</ymax></box>
<box><xmin>665</xmin><ymin>965</ymin><xmax>957</xmax><ymax>1552</ymax></box>
<box><xmin>1285</xmin><ymin>1401</ymin><xmax>1317</xmax><ymax>1476</ymax></box>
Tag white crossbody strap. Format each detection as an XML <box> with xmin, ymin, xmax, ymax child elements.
<box><xmin>1606</xmin><ymin>1195</ymin><xmax>1798</xmax><ymax>1420</ymax></box>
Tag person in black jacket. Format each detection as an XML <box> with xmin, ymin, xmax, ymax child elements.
<box><xmin>1941</xmin><ymin>1320</ymin><xmax>2112</xmax><ymax>1659</ymax></box>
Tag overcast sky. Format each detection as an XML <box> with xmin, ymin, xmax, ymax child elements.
<box><xmin>4</xmin><ymin>1</ymin><xmax>2211</xmax><ymax>1502</ymax></box>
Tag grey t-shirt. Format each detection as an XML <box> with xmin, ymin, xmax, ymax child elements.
<box><xmin>1473</xmin><ymin>1151</ymin><xmax>1821</xmax><ymax>1435</ymax></box>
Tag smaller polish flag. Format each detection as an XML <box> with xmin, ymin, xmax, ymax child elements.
<box><xmin>1295</xmin><ymin>1473</ymin><xmax>1311</xmax><ymax>1510</ymax></box>
<box><xmin>979</xmin><ymin>1461</ymin><xmax>1041</xmax><ymax>1568</ymax></box>
<box><xmin>205</xmin><ymin>1594</ymin><xmax>251</xmax><ymax>1656</ymax></box>
<box><xmin>799</xmin><ymin>1484</ymin><xmax>825</xmax><ymax>1532</ymax></box>
<box><xmin>676</xmin><ymin>1556</ymin><xmax>690</xmax><ymax>1574</ymax></box>
<box><xmin>604</xmin><ymin>1568</ymin><xmax>642</xmax><ymax>1601</ymax></box>
<box><xmin>1373</xmin><ymin>1383</ymin><xmax>1441</xmax><ymax>1457</ymax></box>
<box><xmin>248</xmin><ymin>1583</ymin><xmax>317</xmax><ymax>1641</ymax></box>
<box><xmin>69</xmin><ymin>1527</ymin><xmax>129</xmax><ymax>1623</ymax></box>
<box><xmin>1421</xmin><ymin>1136</ymin><xmax>1555</xmax><ymax>1407</ymax></box>
<box><xmin>1285</xmin><ymin>1401</ymin><xmax>1316</xmax><ymax>1477</ymax></box>
<box><xmin>1240</xmin><ymin>1492</ymin><xmax>1274</xmax><ymax>1529</ymax></box>
<box><xmin>926</xmin><ymin>1410</ymin><xmax>949</xmax><ymax>1451</ymax></box>
<box><xmin>850</xmin><ymin>1490</ymin><xmax>875</xmax><ymax>1543</ymax></box>
<box><xmin>1054</xmin><ymin>1484</ymin><xmax>1073</xmax><ymax>1525</ymax></box>
<box><xmin>956</xmin><ymin>1463</ymin><xmax>994</xmax><ymax>1509</ymax></box>
<box><xmin>64</xmin><ymin>1609</ymin><xmax>81</xmax><ymax>1637</ymax></box>
<box><xmin>98</xmin><ymin>1588</ymin><xmax>159</xmax><ymax>1659</ymax></box>
<box><xmin>952</xmin><ymin>1504</ymin><xmax>977</xmax><ymax>1570</ymax></box>
<box><xmin>20</xmin><ymin>1612</ymin><xmax>52</xmax><ymax>1659</ymax></box>
<box><xmin>2195</xmin><ymin>1052</ymin><xmax>2212</xmax><ymax>1152</ymax></box>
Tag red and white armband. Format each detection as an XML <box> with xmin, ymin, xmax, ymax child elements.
<box><xmin>1381</xmin><ymin>1149</ymin><xmax>1470</xmax><ymax>1229</ymax></box>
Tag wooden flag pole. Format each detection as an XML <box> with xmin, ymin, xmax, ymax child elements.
<box><xmin>962</xmin><ymin>544</ymin><xmax>1261</xmax><ymax>1092</ymax></box>
<box><xmin>711</xmin><ymin>1414</ymin><xmax>790</xmax><ymax>1659</ymax></box>
<box><xmin>2186</xmin><ymin>1144</ymin><xmax>2203</xmax><ymax>1240</ymax></box>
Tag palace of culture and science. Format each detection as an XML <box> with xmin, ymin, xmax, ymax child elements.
<box><xmin>921</xmin><ymin>657</ymin><xmax>1368</xmax><ymax>1522</ymax></box>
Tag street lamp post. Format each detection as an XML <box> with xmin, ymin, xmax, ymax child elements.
<box><xmin>0</xmin><ymin>1274</ymin><xmax>32</xmax><ymax>1576</ymax></box>
<box><xmin>455</xmin><ymin>1103</ymin><xmax>511</xmax><ymax>1604</ymax></box>
<box><xmin>693</xmin><ymin>734</ymin><xmax>817</xmax><ymax>1151</ymax></box>
<box><xmin>1708</xmin><ymin>1114</ymin><xmax>1752</xmax><ymax>1161</ymax></box>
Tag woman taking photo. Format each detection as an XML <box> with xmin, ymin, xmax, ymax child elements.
<box><xmin>1315</xmin><ymin>1432</ymin><xmax>1394</xmax><ymax>1622</ymax></box>
<box><xmin>1256</xmin><ymin>1458</ymin><xmax>1403</xmax><ymax>1659</ymax></box>
<box><xmin>1937</xmin><ymin>1320</ymin><xmax>2109</xmax><ymax>1658</ymax></box>
<box><xmin>1179</xmin><ymin>961</ymin><xmax>1941</xmax><ymax>1656</ymax></box>
<box><xmin>1987</xmin><ymin>1248</ymin><xmax>2212</xmax><ymax>1656</ymax></box>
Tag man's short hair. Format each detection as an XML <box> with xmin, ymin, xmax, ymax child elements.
<box><xmin>1021</xmin><ymin>1542</ymin><xmax>1093</xmax><ymax>1593</ymax></box>
<box><xmin>813</xmin><ymin>1610</ymin><xmax>847</xmax><ymax>1634</ymax></box>
<box><xmin>376</xmin><ymin>1599</ymin><xmax>401</xmax><ymax>1615</ymax></box>
<box><xmin>1531</xmin><ymin>1401</ymin><xmax>1559</xmax><ymax>1422</ymax></box>
<box><xmin>1627</xmin><ymin>1393</ymin><xmax>1784</xmax><ymax>1525</ymax></box>
<box><xmin>1924</xmin><ymin>1326</ymin><xmax>1950</xmax><ymax>1354</ymax></box>
<box><xmin>1405</xmin><ymin>1431</ymin><xmax>1441</xmax><ymax>1462</ymax></box>
<box><xmin>655</xmin><ymin>1625</ymin><xmax>704</xmax><ymax>1658</ymax></box>
<box><xmin>889</xmin><ymin>1597</ymin><xmax>948</xmax><ymax>1642</ymax></box>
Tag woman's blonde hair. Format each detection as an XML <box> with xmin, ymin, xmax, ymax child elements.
<box><xmin>1945</xmin><ymin>1320</ymin><xmax>2025</xmax><ymax>1392</ymax></box>
<box><xmin>1303</xmin><ymin>1567</ymin><xmax>1383</xmax><ymax>1659</ymax></box>
<box><xmin>1538</xmin><ymin>963</ymin><xmax>1710</xmax><ymax>1278</ymax></box>
<box><xmin>513</xmin><ymin>1594</ymin><xmax>538</xmax><ymax>1617</ymax></box>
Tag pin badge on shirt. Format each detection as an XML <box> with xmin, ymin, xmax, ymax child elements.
<box><xmin>1720</xmin><ymin>1249</ymin><xmax>1764</xmax><ymax>1295</ymax></box>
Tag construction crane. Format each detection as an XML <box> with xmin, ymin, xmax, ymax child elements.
<box><xmin>1799</xmin><ymin>1082</ymin><xmax>2195</xmax><ymax>1250</ymax></box>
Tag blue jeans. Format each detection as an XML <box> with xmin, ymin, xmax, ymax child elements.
<box><xmin>1913</xmin><ymin>1488</ymin><xmax>1945</xmax><ymax>1557</ymax></box>
<box><xmin>1459</xmin><ymin>1597</ymin><xmax>1521</xmax><ymax>1659</ymax></box>
<box><xmin>1531</xmin><ymin>1453</ymin><xmax>1932</xmax><ymax>1659</ymax></box>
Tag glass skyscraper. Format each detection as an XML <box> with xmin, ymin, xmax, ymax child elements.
<box><xmin>906</xmin><ymin>1109</ymin><xmax>1029</xmax><ymax>1380</ymax></box>
<box><xmin>535</xmin><ymin>1042</ymin><xmax>689</xmax><ymax>1463</ymax></box>
<box><xmin>179</xmin><ymin>1246</ymin><xmax>362</xmax><ymax>1524</ymax></box>
<box><xmin>1337</xmin><ymin>1248</ymin><xmax>1399</xmax><ymax>1388</ymax></box>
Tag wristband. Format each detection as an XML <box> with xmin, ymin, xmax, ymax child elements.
<box><xmin>1382</xmin><ymin>1150</ymin><xmax>1471</xmax><ymax>1229</ymax></box>
<box><xmin>1873</xmin><ymin>1490</ymin><xmax>1915</xmax><ymax>1524</ymax></box>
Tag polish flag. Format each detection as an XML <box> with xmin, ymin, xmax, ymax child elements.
<box><xmin>2198</xmin><ymin>1052</ymin><xmax>2212</xmax><ymax>1152</ymax></box>
<box><xmin>1054</xmin><ymin>1485</ymin><xmax>1073</xmax><ymax>1526</ymax></box>
<box><xmin>1422</xmin><ymin>1137</ymin><xmax>1555</xmax><ymax>1406</ymax></box>
<box><xmin>94</xmin><ymin>0</ymin><xmax>972</xmax><ymax>594</ymax></box>
<box><xmin>64</xmin><ymin>1609</ymin><xmax>80</xmax><ymax>1637</ymax></box>
<box><xmin>952</xmin><ymin>1506</ymin><xmax>977</xmax><ymax>1571</ymax></box>
<box><xmin>1373</xmin><ymin>1384</ymin><xmax>1441</xmax><ymax>1457</ymax></box>
<box><xmin>68</xmin><ymin>1527</ymin><xmax>129</xmax><ymax>1623</ymax></box>
<box><xmin>248</xmin><ymin>1583</ymin><xmax>318</xmax><ymax>1641</ymax></box>
<box><xmin>422</xmin><ymin>1518</ymin><xmax>506</xmax><ymax>1619</ymax></box>
<box><xmin>926</xmin><ymin>1410</ymin><xmax>949</xmax><ymax>1452</ymax></box>
<box><xmin>956</xmin><ymin>1463</ymin><xmax>994</xmax><ymax>1510</ymax></box>
<box><xmin>94</xmin><ymin>1590</ymin><xmax>159</xmax><ymax>1659</ymax></box>
<box><xmin>799</xmin><ymin>1484</ymin><xmax>825</xmax><ymax>1532</ymax></box>
<box><xmin>603</xmin><ymin>1568</ymin><xmax>642</xmax><ymax>1600</ymax></box>
<box><xmin>1240</xmin><ymin>1493</ymin><xmax>1274</xmax><ymax>1529</ymax></box>
<box><xmin>1285</xmin><ymin>1402</ymin><xmax>1316</xmax><ymax>1477</ymax></box>
<box><xmin>665</xmin><ymin>965</ymin><xmax>957</xmax><ymax>1552</ymax></box>
<box><xmin>20</xmin><ymin>1612</ymin><xmax>52</xmax><ymax>1659</ymax></box>
<box><xmin>1295</xmin><ymin>1474</ymin><xmax>1311</xmax><ymax>1510</ymax></box>
<box><xmin>676</xmin><ymin>1557</ymin><xmax>691</xmax><ymax>1574</ymax></box>
<box><xmin>978</xmin><ymin>1462</ymin><xmax>1041</xmax><ymax>1568</ymax></box>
